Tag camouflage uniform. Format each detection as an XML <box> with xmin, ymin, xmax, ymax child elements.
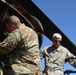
<box><xmin>0</xmin><ymin>32</ymin><xmax>7</xmax><ymax>75</ymax></box>
<box><xmin>40</xmin><ymin>45</ymin><xmax>76</xmax><ymax>75</ymax></box>
<box><xmin>0</xmin><ymin>23</ymin><xmax>42</xmax><ymax>75</ymax></box>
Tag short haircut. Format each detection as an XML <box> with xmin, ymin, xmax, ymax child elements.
<box><xmin>52</xmin><ymin>33</ymin><xmax>62</xmax><ymax>39</ymax></box>
<box><xmin>4</xmin><ymin>15</ymin><xmax>20</xmax><ymax>25</ymax></box>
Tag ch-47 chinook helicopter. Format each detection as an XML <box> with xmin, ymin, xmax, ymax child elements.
<box><xmin>0</xmin><ymin>0</ymin><xmax>76</xmax><ymax>75</ymax></box>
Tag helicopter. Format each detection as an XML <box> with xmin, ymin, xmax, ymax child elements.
<box><xmin>0</xmin><ymin>0</ymin><xmax>76</xmax><ymax>55</ymax></box>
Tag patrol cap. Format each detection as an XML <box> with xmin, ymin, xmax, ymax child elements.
<box><xmin>52</xmin><ymin>33</ymin><xmax>62</xmax><ymax>39</ymax></box>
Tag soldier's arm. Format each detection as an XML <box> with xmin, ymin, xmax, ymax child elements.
<box><xmin>39</xmin><ymin>46</ymin><xmax>49</xmax><ymax>59</ymax></box>
<box><xmin>0</xmin><ymin>32</ymin><xmax>20</xmax><ymax>55</ymax></box>
<box><xmin>66</xmin><ymin>50</ymin><xmax>76</xmax><ymax>68</ymax></box>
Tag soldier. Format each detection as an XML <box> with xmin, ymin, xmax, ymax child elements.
<box><xmin>40</xmin><ymin>33</ymin><xmax>76</xmax><ymax>75</ymax></box>
<box><xmin>0</xmin><ymin>15</ymin><xmax>42</xmax><ymax>75</ymax></box>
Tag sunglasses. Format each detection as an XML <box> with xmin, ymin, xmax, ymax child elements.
<box><xmin>54</xmin><ymin>40</ymin><xmax>62</xmax><ymax>43</ymax></box>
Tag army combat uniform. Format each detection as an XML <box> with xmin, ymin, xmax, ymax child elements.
<box><xmin>0</xmin><ymin>23</ymin><xmax>42</xmax><ymax>75</ymax></box>
<box><xmin>40</xmin><ymin>45</ymin><xmax>76</xmax><ymax>75</ymax></box>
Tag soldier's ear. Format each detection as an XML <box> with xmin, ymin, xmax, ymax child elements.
<box><xmin>12</xmin><ymin>24</ymin><xmax>17</xmax><ymax>29</ymax></box>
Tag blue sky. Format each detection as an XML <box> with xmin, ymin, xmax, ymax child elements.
<box><xmin>32</xmin><ymin>0</ymin><xmax>76</xmax><ymax>75</ymax></box>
